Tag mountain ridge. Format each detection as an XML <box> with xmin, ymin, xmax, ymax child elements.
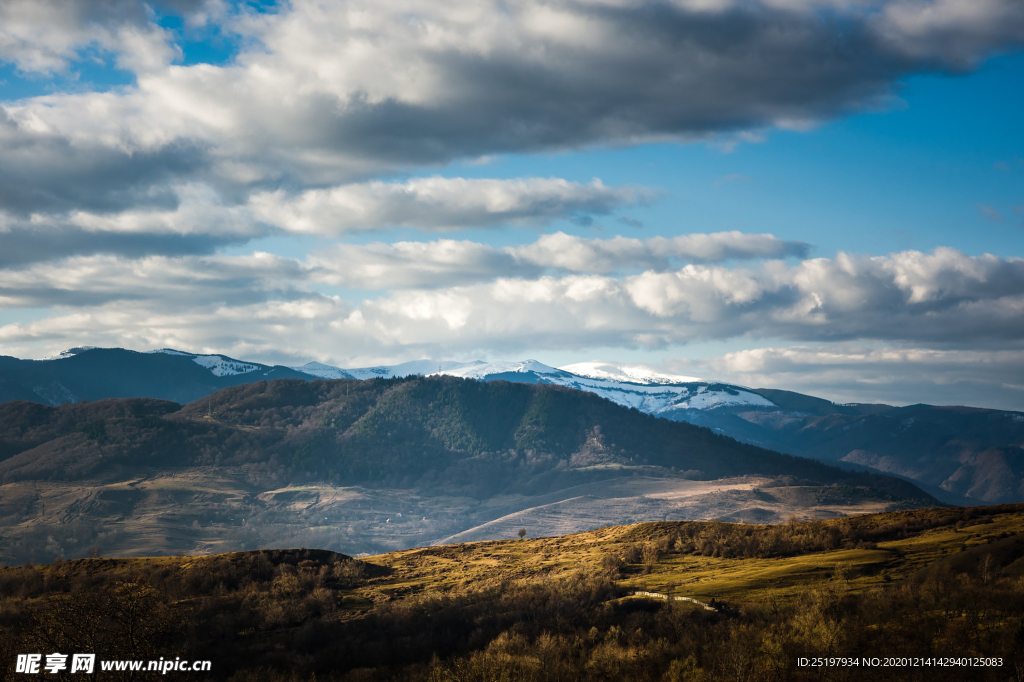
<box><xmin>0</xmin><ymin>375</ymin><xmax>938</xmax><ymax>563</ymax></box>
<box><xmin>2</xmin><ymin>347</ymin><xmax>1022</xmax><ymax>503</ymax></box>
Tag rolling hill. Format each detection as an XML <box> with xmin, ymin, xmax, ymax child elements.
<box><xmin>0</xmin><ymin>376</ymin><xmax>936</xmax><ymax>564</ymax></box>
<box><xmin>2</xmin><ymin>504</ymin><xmax>1022</xmax><ymax>682</ymax></box>
<box><xmin>3</xmin><ymin>347</ymin><xmax>1021</xmax><ymax>504</ymax></box>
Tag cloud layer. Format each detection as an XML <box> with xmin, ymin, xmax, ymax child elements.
<box><xmin>3</xmin><ymin>1</ymin><xmax>1024</xmax><ymax>410</ymax></box>
<box><xmin>311</xmin><ymin>232</ymin><xmax>811</xmax><ymax>289</ymax></box>
<box><xmin>3</xmin><ymin>0</ymin><xmax>1024</xmax><ymax>228</ymax></box>
<box><xmin>673</xmin><ymin>345</ymin><xmax>1024</xmax><ymax>409</ymax></box>
<box><xmin>2</xmin><ymin>246</ymin><xmax>1022</xmax><ymax>351</ymax></box>
<box><xmin>2</xmin><ymin>242</ymin><xmax>1021</xmax><ymax>407</ymax></box>
<box><xmin>0</xmin><ymin>0</ymin><xmax>184</xmax><ymax>75</ymax></box>
<box><xmin>249</xmin><ymin>177</ymin><xmax>653</xmax><ymax>235</ymax></box>
<box><xmin>0</xmin><ymin>177</ymin><xmax>652</xmax><ymax>264</ymax></box>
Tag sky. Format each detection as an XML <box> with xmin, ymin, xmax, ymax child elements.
<box><xmin>0</xmin><ymin>0</ymin><xmax>1023</xmax><ymax>409</ymax></box>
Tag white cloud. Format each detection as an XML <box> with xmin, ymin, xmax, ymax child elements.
<box><xmin>311</xmin><ymin>239</ymin><xmax>524</xmax><ymax>290</ymax></box>
<box><xmin>3</xmin><ymin>246</ymin><xmax>1023</xmax><ymax>352</ymax></box>
<box><xmin>875</xmin><ymin>0</ymin><xmax>1024</xmax><ymax>67</ymax></box>
<box><xmin>249</xmin><ymin>177</ymin><xmax>651</xmax><ymax>235</ymax></box>
<box><xmin>0</xmin><ymin>296</ymin><xmax>353</xmax><ymax>367</ymax></box>
<box><xmin>309</xmin><ymin>231</ymin><xmax>809</xmax><ymax>289</ymax></box>
<box><xmin>3</xmin><ymin>245</ymin><xmax>1024</xmax><ymax>408</ymax></box>
<box><xmin>1</xmin><ymin>1</ymin><xmax>1021</xmax><ymax>410</ymax></box>
<box><xmin>0</xmin><ymin>0</ymin><xmax>194</xmax><ymax>83</ymax></box>
<box><xmin>516</xmin><ymin>231</ymin><xmax>810</xmax><ymax>272</ymax></box>
<box><xmin>669</xmin><ymin>344</ymin><xmax>1024</xmax><ymax>409</ymax></box>
<box><xmin>0</xmin><ymin>252</ymin><xmax>306</xmax><ymax>308</ymax></box>
<box><xmin>64</xmin><ymin>183</ymin><xmax>257</xmax><ymax>236</ymax></box>
<box><xmin>0</xmin><ymin>176</ymin><xmax>654</xmax><ymax>264</ymax></box>
<box><xmin>3</xmin><ymin>0</ymin><xmax>1023</xmax><ymax>217</ymax></box>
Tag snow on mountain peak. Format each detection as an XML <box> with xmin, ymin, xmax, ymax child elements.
<box><xmin>414</xmin><ymin>358</ymin><xmax>771</xmax><ymax>413</ymax></box>
<box><xmin>347</xmin><ymin>359</ymin><xmax>485</xmax><ymax>380</ymax></box>
<box><xmin>559</xmin><ymin>361</ymin><xmax>702</xmax><ymax>385</ymax></box>
<box><xmin>40</xmin><ymin>350</ymin><xmax>78</xmax><ymax>361</ymax></box>
<box><xmin>146</xmin><ymin>348</ymin><xmax>265</xmax><ymax>377</ymax></box>
<box><xmin>34</xmin><ymin>347</ymin><xmax>773</xmax><ymax>416</ymax></box>
<box><xmin>40</xmin><ymin>347</ymin><xmax>98</xmax><ymax>361</ymax></box>
<box><xmin>148</xmin><ymin>348</ymin><xmax>194</xmax><ymax>357</ymax></box>
<box><xmin>190</xmin><ymin>355</ymin><xmax>263</xmax><ymax>377</ymax></box>
<box><xmin>431</xmin><ymin>359</ymin><xmax>568</xmax><ymax>379</ymax></box>
<box><xmin>289</xmin><ymin>362</ymin><xmax>354</xmax><ymax>380</ymax></box>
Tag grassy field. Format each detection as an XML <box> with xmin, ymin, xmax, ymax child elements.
<box><xmin>347</xmin><ymin>504</ymin><xmax>1024</xmax><ymax>608</ymax></box>
<box><xmin>3</xmin><ymin>504</ymin><xmax>1024</xmax><ymax>681</ymax></box>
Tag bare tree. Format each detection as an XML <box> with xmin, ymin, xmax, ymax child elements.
<box><xmin>979</xmin><ymin>554</ymin><xmax>996</xmax><ymax>584</ymax></box>
<box><xmin>518</xmin><ymin>528</ymin><xmax>527</xmax><ymax>539</ymax></box>
<box><xmin>642</xmin><ymin>543</ymin><xmax>660</xmax><ymax>571</ymax></box>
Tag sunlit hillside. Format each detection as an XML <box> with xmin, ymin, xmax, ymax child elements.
<box><xmin>3</xmin><ymin>504</ymin><xmax>1023</xmax><ymax>681</ymax></box>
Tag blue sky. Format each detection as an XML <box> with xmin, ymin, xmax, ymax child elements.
<box><xmin>1</xmin><ymin>0</ymin><xmax>1023</xmax><ymax>409</ymax></box>
<box><xmin>417</xmin><ymin>53</ymin><xmax>1024</xmax><ymax>258</ymax></box>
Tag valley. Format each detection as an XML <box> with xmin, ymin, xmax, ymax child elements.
<box><xmin>3</xmin><ymin>347</ymin><xmax>1022</xmax><ymax>506</ymax></box>
<box><xmin>0</xmin><ymin>375</ymin><xmax>933</xmax><ymax>564</ymax></box>
<box><xmin>0</xmin><ymin>473</ymin><xmax>902</xmax><ymax>563</ymax></box>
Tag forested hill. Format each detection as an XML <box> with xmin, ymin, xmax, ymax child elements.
<box><xmin>0</xmin><ymin>376</ymin><xmax>934</xmax><ymax>502</ymax></box>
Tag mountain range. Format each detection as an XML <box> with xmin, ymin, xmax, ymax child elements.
<box><xmin>0</xmin><ymin>374</ymin><xmax>939</xmax><ymax>563</ymax></box>
<box><xmin>1</xmin><ymin>346</ymin><xmax>1022</xmax><ymax>504</ymax></box>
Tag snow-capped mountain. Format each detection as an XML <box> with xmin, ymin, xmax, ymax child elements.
<box><xmin>148</xmin><ymin>349</ymin><xmax>266</xmax><ymax>377</ymax></box>
<box><xmin>30</xmin><ymin>348</ymin><xmax>777</xmax><ymax>417</ymax></box>
<box><xmin>284</xmin><ymin>355</ymin><xmax>774</xmax><ymax>416</ymax></box>
<box><xmin>559</xmin><ymin>361</ymin><xmax>702</xmax><ymax>385</ymax></box>
<box><xmin>41</xmin><ymin>346</ymin><xmax>99</xmax><ymax>361</ymax></box>
<box><xmin>288</xmin><ymin>361</ymin><xmax>355</xmax><ymax>380</ymax></box>
<box><xmin>0</xmin><ymin>347</ymin><xmax>314</xmax><ymax>406</ymax></box>
<box><xmin>423</xmin><ymin>359</ymin><xmax>774</xmax><ymax>416</ymax></box>
<box><xmin>429</xmin><ymin>359</ymin><xmax>574</xmax><ymax>381</ymax></box>
<box><xmin>345</xmin><ymin>360</ymin><xmax>483</xmax><ymax>380</ymax></box>
<box><xmin>189</xmin><ymin>356</ymin><xmax>263</xmax><ymax>377</ymax></box>
<box><xmin>7</xmin><ymin>347</ymin><xmax>1022</xmax><ymax>504</ymax></box>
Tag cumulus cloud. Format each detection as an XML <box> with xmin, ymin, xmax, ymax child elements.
<box><xmin>2</xmin><ymin>0</ymin><xmax>1024</xmax><ymax>217</ymax></box>
<box><xmin>2</xmin><ymin>1</ymin><xmax>1021</xmax><ymax>408</ymax></box>
<box><xmin>205</xmin><ymin>246</ymin><xmax>1024</xmax><ymax>347</ymax></box>
<box><xmin>0</xmin><ymin>0</ymin><xmax>205</xmax><ymax>76</ymax></box>
<box><xmin>3</xmin><ymin>246</ymin><xmax>1024</xmax><ymax>355</ymax></box>
<box><xmin>0</xmin><ymin>252</ymin><xmax>307</xmax><ymax>308</ymax></box>
<box><xmin>311</xmin><ymin>240</ymin><xmax>526</xmax><ymax>290</ymax></box>
<box><xmin>873</xmin><ymin>0</ymin><xmax>1024</xmax><ymax>67</ymax></box>
<box><xmin>0</xmin><ymin>176</ymin><xmax>651</xmax><ymax>264</ymax></box>
<box><xmin>622</xmin><ymin>248</ymin><xmax>1024</xmax><ymax>343</ymax></box>
<box><xmin>0</xmin><ymin>182</ymin><xmax>265</xmax><ymax>265</ymax></box>
<box><xmin>249</xmin><ymin>177</ymin><xmax>652</xmax><ymax>235</ymax></box>
<box><xmin>513</xmin><ymin>231</ymin><xmax>810</xmax><ymax>272</ymax></box>
<box><xmin>0</xmin><ymin>296</ymin><xmax>352</xmax><ymax>367</ymax></box>
<box><xmin>309</xmin><ymin>231</ymin><xmax>810</xmax><ymax>289</ymax></box>
<box><xmin>3</xmin><ymin>245</ymin><xmax>1024</xmax><ymax>408</ymax></box>
<box><xmin>0</xmin><ymin>228</ymin><xmax>236</xmax><ymax>268</ymax></box>
<box><xmin>669</xmin><ymin>344</ymin><xmax>1024</xmax><ymax>409</ymax></box>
